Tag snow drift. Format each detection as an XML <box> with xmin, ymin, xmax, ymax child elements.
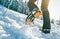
<box><xmin>0</xmin><ymin>5</ymin><xmax>60</xmax><ymax>39</ymax></box>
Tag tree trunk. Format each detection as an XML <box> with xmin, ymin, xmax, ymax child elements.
<box><xmin>41</xmin><ymin>0</ymin><xmax>51</xmax><ymax>33</ymax></box>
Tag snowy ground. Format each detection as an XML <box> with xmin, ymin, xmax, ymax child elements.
<box><xmin>0</xmin><ymin>5</ymin><xmax>60</xmax><ymax>39</ymax></box>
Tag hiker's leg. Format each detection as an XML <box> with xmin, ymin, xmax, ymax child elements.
<box><xmin>41</xmin><ymin>0</ymin><xmax>51</xmax><ymax>33</ymax></box>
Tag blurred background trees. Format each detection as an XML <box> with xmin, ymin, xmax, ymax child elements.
<box><xmin>0</xmin><ymin>0</ymin><xmax>29</xmax><ymax>15</ymax></box>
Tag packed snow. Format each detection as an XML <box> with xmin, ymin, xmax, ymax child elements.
<box><xmin>0</xmin><ymin>5</ymin><xmax>60</xmax><ymax>39</ymax></box>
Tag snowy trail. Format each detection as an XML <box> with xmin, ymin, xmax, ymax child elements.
<box><xmin>0</xmin><ymin>5</ymin><xmax>60</xmax><ymax>39</ymax></box>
